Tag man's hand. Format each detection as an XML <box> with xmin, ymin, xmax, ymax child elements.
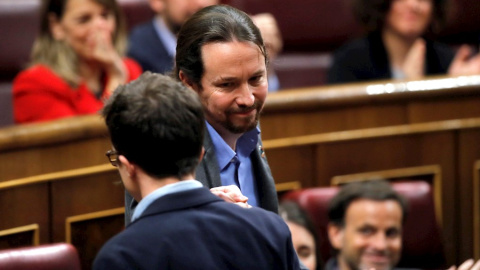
<box><xmin>210</xmin><ymin>185</ymin><xmax>251</xmax><ymax>208</ymax></box>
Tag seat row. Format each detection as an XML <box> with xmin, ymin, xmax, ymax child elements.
<box><xmin>2</xmin><ymin>0</ymin><xmax>480</xmax><ymax>127</ymax></box>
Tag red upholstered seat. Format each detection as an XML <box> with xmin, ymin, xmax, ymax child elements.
<box><xmin>282</xmin><ymin>181</ymin><xmax>446</xmax><ymax>269</ymax></box>
<box><xmin>0</xmin><ymin>243</ymin><xmax>81</xmax><ymax>270</ymax></box>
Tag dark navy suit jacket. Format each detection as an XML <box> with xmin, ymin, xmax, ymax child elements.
<box><xmin>94</xmin><ymin>187</ymin><xmax>300</xmax><ymax>270</ymax></box>
<box><xmin>127</xmin><ymin>20</ymin><xmax>174</xmax><ymax>75</ymax></box>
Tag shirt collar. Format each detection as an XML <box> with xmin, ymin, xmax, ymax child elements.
<box><xmin>131</xmin><ymin>179</ymin><xmax>203</xmax><ymax>222</ymax></box>
<box><xmin>206</xmin><ymin>121</ymin><xmax>259</xmax><ymax>170</ymax></box>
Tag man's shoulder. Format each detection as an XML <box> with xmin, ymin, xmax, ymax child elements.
<box><xmin>222</xmin><ymin>203</ymin><xmax>288</xmax><ymax>231</ymax></box>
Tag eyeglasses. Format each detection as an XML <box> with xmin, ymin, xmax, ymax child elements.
<box><xmin>105</xmin><ymin>150</ymin><xmax>119</xmax><ymax>167</ymax></box>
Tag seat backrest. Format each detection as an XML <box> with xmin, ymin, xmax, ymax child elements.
<box><xmin>0</xmin><ymin>243</ymin><xmax>81</xmax><ymax>270</ymax></box>
<box><xmin>224</xmin><ymin>0</ymin><xmax>362</xmax><ymax>52</ymax></box>
<box><xmin>282</xmin><ymin>181</ymin><xmax>446</xmax><ymax>269</ymax></box>
<box><xmin>120</xmin><ymin>0</ymin><xmax>155</xmax><ymax>31</ymax></box>
<box><xmin>0</xmin><ymin>0</ymin><xmax>40</xmax><ymax>83</ymax></box>
<box><xmin>0</xmin><ymin>83</ymin><xmax>14</xmax><ymax>127</ymax></box>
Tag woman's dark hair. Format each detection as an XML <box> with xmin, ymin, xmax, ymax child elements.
<box><xmin>279</xmin><ymin>200</ymin><xmax>323</xmax><ymax>270</ymax></box>
<box><xmin>352</xmin><ymin>0</ymin><xmax>448</xmax><ymax>34</ymax></box>
<box><xmin>174</xmin><ymin>4</ymin><xmax>267</xmax><ymax>87</ymax></box>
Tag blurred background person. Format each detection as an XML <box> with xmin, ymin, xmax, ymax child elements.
<box><xmin>327</xmin><ymin>0</ymin><xmax>480</xmax><ymax>84</ymax></box>
<box><xmin>13</xmin><ymin>0</ymin><xmax>142</xmax><ymax>124</ymax></box>
<box><xmin>127</xmin><ymin>0</ymin><xmax>282</xmax><ymax>91</ymax></box>
<box><xmin>280</xmin><ymin>200</ymin><xmax>322</xmax><ymax>270</ymax></box>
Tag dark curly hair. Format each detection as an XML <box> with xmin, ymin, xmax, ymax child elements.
<box><xmin>352</xmin><ymin>0</ymin><xmax>448</xmax><ymax>34</ymax></box>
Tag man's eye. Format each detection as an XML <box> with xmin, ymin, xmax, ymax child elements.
<box><xmin>359</xmin><ymin>227</ymin><xmax>374</xmax><ymax>235</ymax></box>
<box><xmin>297</xmin><ymin>247</ymin><xmax>312</xmax><ymax>258</ymax></box>
<box><xmin>386</xmin><ymin>229</ymin><xmax>400</xmax><ymax>238</ymax></box>
<box><xmin>101</xmin><ymin>10</ymin><xmax>112</xmax><ymax>19</ymax></box>
<box><xmin>249</xmin><ymin>76</ymin><xmax>262</xmax><ymax>85</ymax></box>
<box><xmin>218</xmin><ymin>82</ymin><xmax>235</xmax><ymax>88</ymax></box>
<box><xmin>77</xmin><ymin>16</ymin><xmax>91</xmax><ymax>24</ymax></box>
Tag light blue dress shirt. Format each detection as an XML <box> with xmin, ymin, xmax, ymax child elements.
<box><xmin>152</xmin><ymin>15</ymin><xmax>176</xmax><ymax>58</ymax></box>
<box><xmin>206</xmin><ymin>122</ymin><xmax>259</xmax><ymax>207</ymax></box>
<box><xmin>131</xmin><ymin>180</ymin><xmax>203</xmax><ymax>222</ymax></box>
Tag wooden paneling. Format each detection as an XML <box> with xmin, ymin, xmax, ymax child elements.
<box><xmin>457</xmin><ymin>130</ymin><xmax>480</xmax><ymax>261</ymax></box>
<box><xmin>0</xmin><ymin>165</ymin><xmax>123</xmax><ymax>250</ymax></box>
<box><xmin>0</xmin><ymin>76</ymin><xmax>480</xmax><ymax>265</ymax></box>
<box><xmin>266</xmin><ymin>146</ymin><xmax>315</xmax><ymax>187</ymax></box>
<box><xmin>474</xmin><ymin>161</ymin><xmax>480</xmax><ymax>260</ymax></box>
<box><xmin>264</xmin><ymin>118</ymin><xmax>480</xmax><ymax>265</ymax></box>
<box><xmin>51</xmin><ymin>168</ymin><xmax>124</xmax><ymax>242</ymax></box>
<box><xmin>408</xmin><ymin>97</ymin><xmax>480</xmax><ymax>123</ymax></box>
<box><xmin>261</xmin><ymin>103</ymin><xmax>408</xmax><ymax>139</ymax></box>
<box><xmin>0</xmin><ymin>115</ymin><xmax>110</xmax><ymax>182</ymax></box>
<box><xmin>0</xmin><ymin>184</ymin><xmax>49</xmax><ymax>243</ymax></box>
<box><xmin>261</xmin><ymin>75</ymin><xmax>480</xmax><ymax>139</ymax></box>
<box><xmin>0</xmin><ymin>224</ymin><xmax>39</xmax><ymax>249</ymax></box>
<box><xmin>66</xmin><ymin>208</ymin><xmax>125</xmax><ymax>270</ymax></box>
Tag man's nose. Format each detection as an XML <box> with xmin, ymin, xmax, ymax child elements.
<box><xmin>371</xmin><ymin>233</ymin><xmax>388</xmax><ymax>250</ymax></box>
<box><xmin>236</xmin><ymin>83</ymin><xmax>255</xmax><ymax>107</ymax></box>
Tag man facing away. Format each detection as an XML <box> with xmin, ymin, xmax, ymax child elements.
<box><xmin>93</xmin><ymin>72</ymin><xmax>300</xmax><ymax>270</ymax></box>
<box><xmin>326</xmin><ymin>180</ymin><xmax>480</xmax><ymax>270</ymax></box>
<box><xmin>125</xmin><ymin>4</ymin><xmax>279</xmax><ymax>225</ymax></box>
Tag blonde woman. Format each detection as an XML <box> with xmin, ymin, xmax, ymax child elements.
<box><xmin>13</xmin><ymin>0</ymin><xmax>142</xmax><ymax>123</ymax></box>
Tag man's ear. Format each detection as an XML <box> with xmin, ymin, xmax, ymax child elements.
<box><xmin>179</xmin><ymin>70</ymin><xmax>199</xmax><ymax>92</ymax></box>
<box><xmin>118</xmin><ymin>155</ymin><xmax>137</xmax><ymax>179</ymax></box>
<box><xmin>148</xmin><ymin>0</ymin><xmax>164</xmax><ymax>14</ymax></box>
<box><xmin>199</xmin><ymin>147</ymin><xmax>205</xmax><ymax>162</ymax></box>
<box><xmin>48</xmin><ymin>13</ymin><xmax>65</xmax><ymax>40</ymax></box>
<box><xmin>328</xmin><ymin>223</ymin><xmax>344</xmax><ymax>250</ymax></box>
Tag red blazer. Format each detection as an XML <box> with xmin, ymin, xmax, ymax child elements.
<box><xmin>13</xmin><ymin>58</ymin><xmax>142</xmax><ymax>123</ymax></box>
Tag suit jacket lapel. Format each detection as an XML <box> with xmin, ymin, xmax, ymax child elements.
<box><xmin>195</xmin><ymin>129</ymin><xmax>222</xmax><ymax>188</ymax></box>
<box><xmin>251</xmin><ymin>139</ymin><xmax>279</xmax><ymax>213</ymax></box>
<box><xmin>195</xmin><ymin>127</ymin><xmax>278</xmax><ymax>213</ymax></box>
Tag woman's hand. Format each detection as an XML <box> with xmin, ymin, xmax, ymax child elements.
<box><xmin>402</xmin><ymin>38</ymin><xmax>426</xmax><ymax>80</ymax></box>
<box><xmin>448</xmin><ymin>45</ymin><xmax>480</xmax><ymax>77</ymax></box>
<box><xmin>88</xmin><ymin>29</ymin><xmax>127</xmax><ymax>94</ymax></box>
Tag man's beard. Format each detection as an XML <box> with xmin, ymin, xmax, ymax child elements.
<box><xmin>345</xmin><ymin>252</ymin><xmax>394</xmax><ymax>270</ymax></box>
<box><xmin>218</xmin><ymin>100</ymin><xmax>263</xmax><ymax>134</ymax></box>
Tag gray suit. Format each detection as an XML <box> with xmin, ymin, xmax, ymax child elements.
<box><xmin>124</xmin><ymin>128</ymin><xmax>279</xmax><ymax>225</ymax></box>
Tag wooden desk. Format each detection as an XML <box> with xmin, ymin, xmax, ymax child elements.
<box><xmin>261</xmin><ymin>75</ymin><xmax>480</xmax><ymax>139</ymax></box>
<box><xmin>0</xmin><ymin>115</ymin><xmax>110</xmax><ymax>182</ymax></box>
<box><xmin>1</xmin><ymin>75</ymin><xmax>480</xmax><ymax>265</ymax></box>
<box><xmin>263</xmin><ymin>117</ymin><xmax>480</xmax><ymax>265</ymax></box>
